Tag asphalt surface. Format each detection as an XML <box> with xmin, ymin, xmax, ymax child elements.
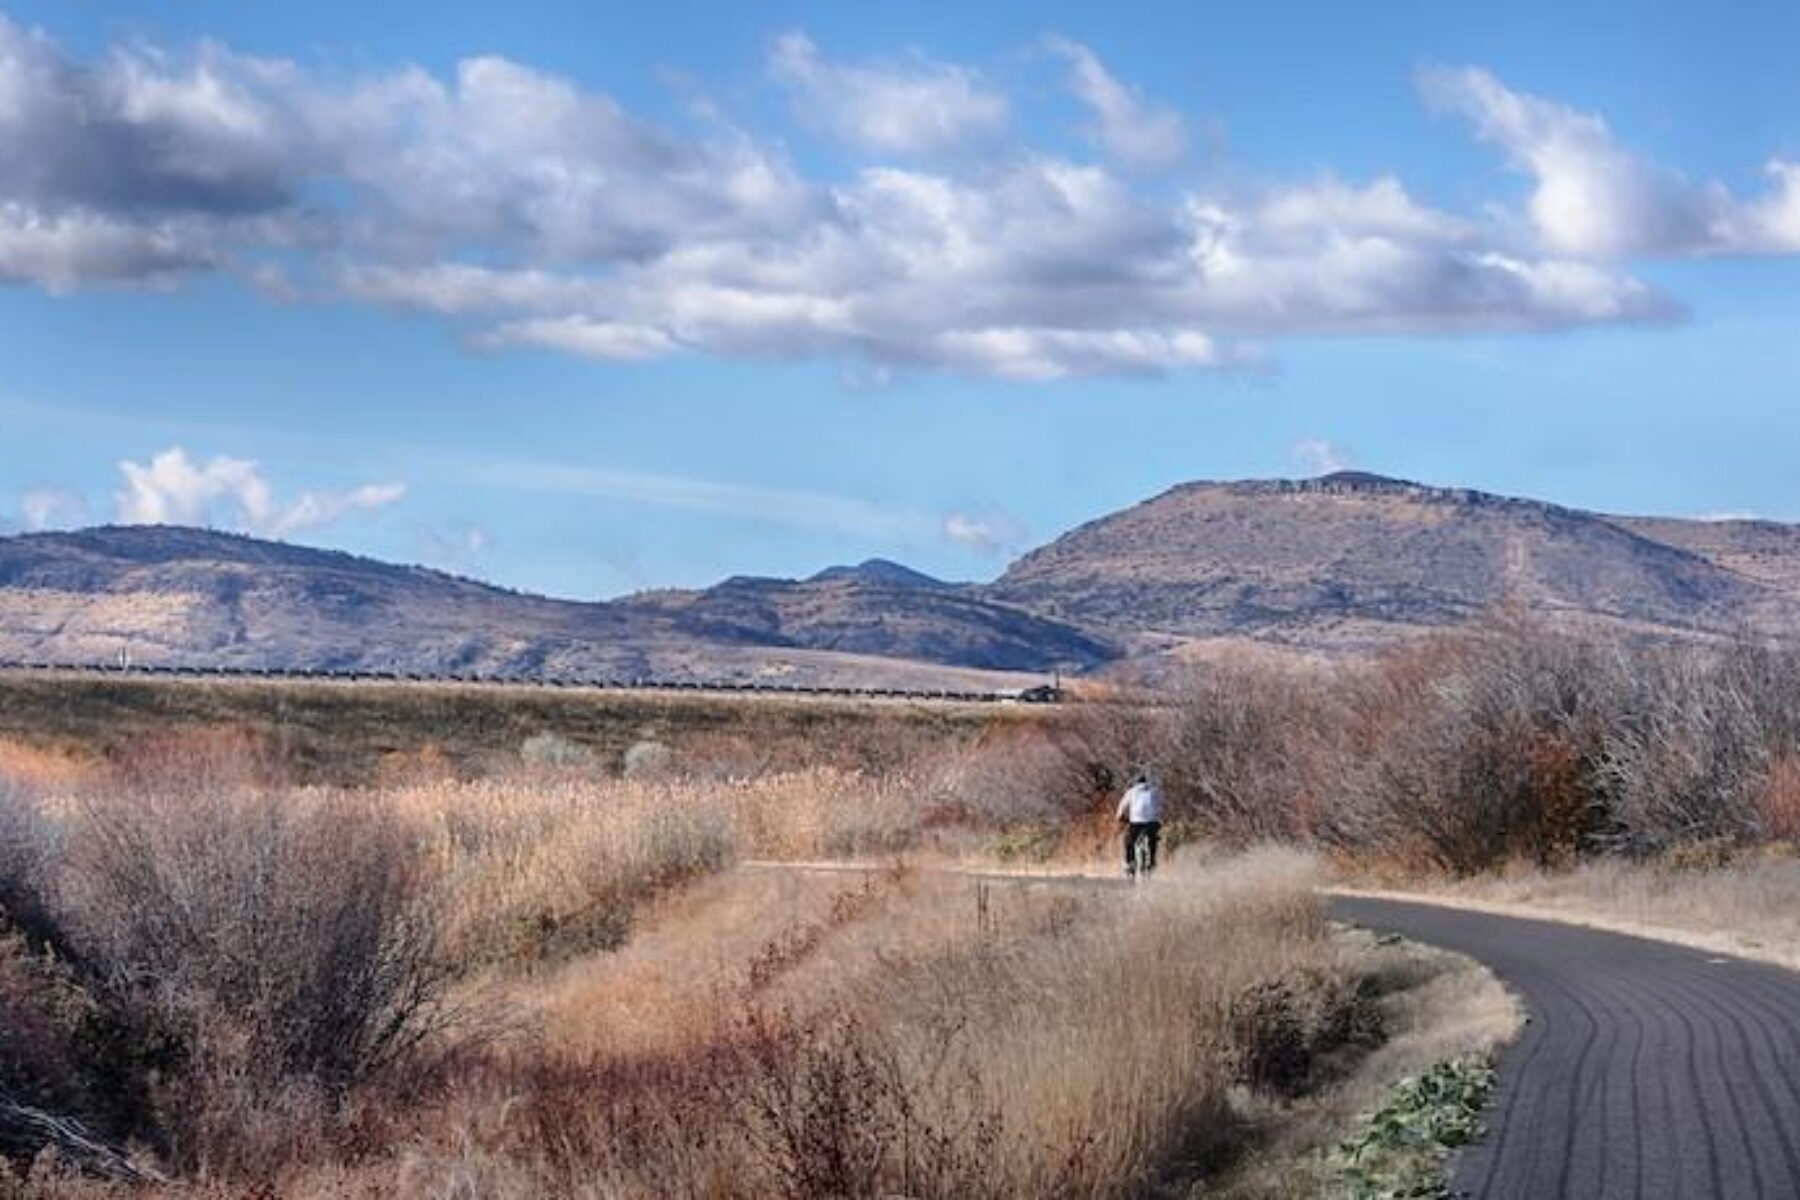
<box><xmin>1335</xmin><ymin>897</ymin><xmax>1800</xmax><ymax>1199</ymax></box>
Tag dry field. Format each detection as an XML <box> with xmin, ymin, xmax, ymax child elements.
<box><xmin>0</xmin><ymin>719</ymin><xmax>1513</xmax><ymax>1198</ymax></box>
<box><xmin>0</xmin><ymin>670</ymin><xmax>1052</xmax><ymax>784</ymax></box>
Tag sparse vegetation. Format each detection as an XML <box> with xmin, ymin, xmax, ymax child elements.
<box><xmin>0</xmin><ymin>722</ymin><xmax>1495</xmax><ymax>1197</ymax></box>
<box><xmin>1074</xmin><ymin>619</ymin><xmax>1800</xmax><ymax>875</ymax></box>
<box><xmin>1329</xmin><ymin>1056</ymin><xmax>1496</xmax><ymax>1200</ymax></box>
<box><xmin>0</xmin><ymin>672</ymin><xmax>1049</xmax><ymax>785</ymax></box>
<box><xmin>29</xmin><ymin>619</ymin><xmax>1754</xmax><ymax>1194</ymax></box>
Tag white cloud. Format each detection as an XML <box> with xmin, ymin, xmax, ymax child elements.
<box><xmin>18</xmin><ymin>487</ymin><xmax>89</xmax><ymax>531</ymax></box>
<box><xmin>345</xmin><ymin>158</ymin><xmax>1668</xmax><ymax>378</ymax></box>
<box><xmin>263</xmin><ymin>481</ymin><xmax>407</xmax><ymax>539</ymax></box>
<box><xmin>1044</xmin><ymin>36</ymin><xmax>1185</xmax><ymax>173</ymax></box>
<box><xmin>1422</xmin><ymin>65</ymin><xmax>1800</xmax><ymax>258</ymax></box>
<box><xmin>928</xmin><ymin>327</ymin><xmax>1229</xmax><ymax>380</ymax></box>
<box><xmin>0</xmin><ymin>203</ymin><xmax>217</xmax><ymax>291</ymax></box>
<box><xmin>1290</xmin><ymin>438</ymin><xmax>1350</xmax><ymax>476</ymax></box>
<box><xmin>474</xmin><ymin>316</ymin><xmax>681</xmax><ymax>361</ymax></box>
<box><xmin>0</xmin><ymin>16</ymin><xmax>1783</xmax><ymax>380</ymax></box>
<box><xmin>943</xmin><ymin>510</ymin><xmax>1028</xmax><ymax>555</ymax></box>
<box><xmin>113</xmin><ymin>447</ymin><xmax>404</xmax><ymax>537</ymax></box>
<box><xmin>769</xmin><ymin>31</ymin><xmax>1008</xmax><ymax>157</ymax></box>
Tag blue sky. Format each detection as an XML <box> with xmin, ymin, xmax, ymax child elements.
<box><xmin>3</xmin><ymin>1</ymin><xmax>1799</xmax><ymax>598</ymax></box>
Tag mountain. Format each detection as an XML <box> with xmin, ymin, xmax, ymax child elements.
<box><xmin>1607</xmin><ymin>516</ymin><xmax>1800</xmax><ymax>595</ymax></box>
<box><xmin>807</xmin><ymin>559</ymin><xmax>953</xmax><ymax>589</ymax></box>
<box><xmin>617</xmin><ymin>569</ymin><xmax>1113</xmax><ymax>673</ymax></box>
<box><xmin>0</xmin><ymin>526</ymin><xmax>1086</xmax><ymax>686</ymax></box>
<box><xmin>7</xmin><ymin>474</ymin><xmax>1800</xmax><ymax>684</ymax></box>
<box><xmin>984</xmin><ymin>472</ymin><xmax>1800</xmax><ymax>652</ymax></box>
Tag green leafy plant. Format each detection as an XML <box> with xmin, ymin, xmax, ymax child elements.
<box><xmin>1330</xmin><ymin>1055</ymin><xmax>1496</xmax><ymax>1199</ymax></box>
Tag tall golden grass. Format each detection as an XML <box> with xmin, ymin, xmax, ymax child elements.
<box><xmin>0</xmin><ymin>740</ymin><xmax>1387</xmax><ymax>1197</ymax></box>
<box><xmin>282</xmin><ymin>850</ymin><xmax>1368</xmax><ymax>1199</ymax></box>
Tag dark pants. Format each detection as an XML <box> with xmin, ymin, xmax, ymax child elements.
<box><xmin>1124</xmin><ymin>821</ymin><xmax>1161</xmax><ymax>873</ymax></box>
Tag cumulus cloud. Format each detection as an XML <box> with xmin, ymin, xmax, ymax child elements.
<box><xmin>3</xmin><ymin>14</ymin><xmax>1788</xmax><ymax>379</ymax></box>
<box><xmin>341</xmin><ymin>158</ymin><xmax>1669</xmax><ymax>379</ymax></box>
<box><xmin>943</xmin><ymin>510</ymin><xmax>1028</xmax><ymax>555</ymax></box>
<box><xmin>114</xmin><ymin>447</ymin><xmax>404</xmax><ymax>537</ymax></box>
<box><xmin>1044</xmin><ymin>36</ymin><xmax>1185</xmax><ymax>173</ymax></box>
<box><xmin>1422</xmin><ymin>65</ymin><xmax>1800</xmax><ymax>258</ymax></box>
<box><xmin>769</xmin><ymin>31</ymin><xmax>1008</xmax><ymax>157</ymax></box>
<box><xmin>0</xmin><ymin>204</ymin><xmax>218</xmax><ymax>291</ymax></box>
<box><xmin>1289</xmin><ymin>438</ymin><xmax>1350</xmax><ymax>476</ymax></box>
<box><xmin>18</xmin><ymin>487</ymin><xmax>89</xmax><ymax>531</ymax></box>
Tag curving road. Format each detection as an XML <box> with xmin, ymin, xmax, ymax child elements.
<box><xmin>1335</xmin><ymin>897</ymin><xmax>1800</xmax><ymax>1200</ymax></box>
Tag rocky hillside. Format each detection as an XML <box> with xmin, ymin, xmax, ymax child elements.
<box><xmin>618</xmin><ymin>561</ymin><xmax>1114</xmax><ymax>672</ymax></box>
<box><xmin>1608</xmin><ymin>516</ymin><xmax>1800</xmax><ymax>595</ymax></box>
<box><xmin>0</xmin><ymin>528</ymin><xmax>1089</xmax><ymax>685</ymax></box>
<box><xmin>7</xmin><ymin>474</ymin><xmax>1800</xmax><ymax>681</ymax></box>
<box><xmin>985</xmin><ymin>473</ymin><xmax>1800</xmax><ymax>650</ymax></box>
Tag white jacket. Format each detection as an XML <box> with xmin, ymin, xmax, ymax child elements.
<box><xmin>1116</xmin><ymin>781</ymin><xmax>1163</xmax><ymax>823</ymax></box>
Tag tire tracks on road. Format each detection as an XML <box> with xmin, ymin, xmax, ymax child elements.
<box><xmin>1336</xmin><ymin>897</ymin><xmax>1800</xmax><ymax>1199</ymax></box>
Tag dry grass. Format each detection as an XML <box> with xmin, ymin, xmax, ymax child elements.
<box><xmin>1353</xmin><ymin>854</ymin><xmax>1800</xmax><ymax>972</ymax></box>
<box><xmin>0</xmin><ymin>740</ymin><xmax>92</xmax><ymax>793</ymax></box>
<box><xmin>0</xmin><ymin>672</ymin><xmax>1047</xmax><ymax>785</ymax></box>
<box><xmin>0</xmin><ymin>712</ymin><xmax>1520</xmax><ymax>1197</ymax></box>
<box><xmin>1218</xmin><ymin>929</ymin><xmax>1520</xmax><ymax>1199</ymax></box>
<box><xmin>273</xmin><ymin>849</ymin><xmax>1386</xmax><ymax>1199</ymax></box>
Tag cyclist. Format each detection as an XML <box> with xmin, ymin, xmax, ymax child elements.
<box><xmin>1116</xmin><ymin>770</ymin><xmax>1163</xmax><ymax>877</ymax></box>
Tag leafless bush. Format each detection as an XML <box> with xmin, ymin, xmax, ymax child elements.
<box><xmin>519</xmin><ymin>732</ymin><xmax>593</xmax><ymax>770</ymax></box>
<box><xmin>0</xmin><ymin>787</ymin><xmax>67</xmax><ymax>961</ymax></box>
<box><xmin>1598</xmin><ymin>640</ymin><xmax>1800</xmax><ymax>854</ymax></box>
<box><xmin>63</xmin><ymin>788</ymin><xmax>454</xmax><ymax>1095</ymax></box>
<box><xmin>0</xmin><ymin>928</ymin><xmax>94</xmax><ymax>1130</ymax></box>
<box><xmin>38</xmin><ymin>786</ymin><xmax>460</xmax><ymax>1175</ymax></box>
<box><xmin>1157</xmin><ymin>661</ymin><xmax>1340</xmax><ymax>843</ymax></box>
<box><xmin>1112</xmin><ymin>618</ymin><xmax>1800</xmax><ymax>872</ymax></box>
<box><xmin>1330</xmin><ymin>625</ymin><xmax>1622</xmax><ymax>870</ymax></box>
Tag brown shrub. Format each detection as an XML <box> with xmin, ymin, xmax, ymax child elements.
<box><xmin>38</xmin><ymin>785</ymin><xmax>460</xmax><ymax>1175</ymax></box>
<box><xmin>1759</xmin><ymin>754</ymin><xmax>1800</xmax><ymax>843</ymax></box>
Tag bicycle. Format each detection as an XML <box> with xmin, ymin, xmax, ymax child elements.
<box><xmin>1125</xmin><ymin>822</ymin><xmax>1158</xmax><ymax>880</ymax></box>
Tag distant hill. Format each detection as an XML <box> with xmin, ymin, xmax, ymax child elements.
<box><xmin>0</xmin><ymin>527</ymin><xmax>1085</xmax><ymax>687</ymax></box>
<box><xmin>984</xmin><ymin>473</ymin><xmax>1800</xmax><ymax>651</ymax></box>
<box><xmin>807</xmin><ymin>559</ymin><xmax>953</xmax><ymax>589</ymax></box>
<box><xmin>6</xmin><ymin>475</ymin><xmax>1800</xmax><ymax>683</ymax></box>
<box><xmin>617</xmin><ymin>569</ymin><xmax>1113</xmax><ymax>672</ymax></box>
<box><xmin>1608</xmin><ymin>516</ymin><xmax>1800</xmax><ymax>595</ymax></box>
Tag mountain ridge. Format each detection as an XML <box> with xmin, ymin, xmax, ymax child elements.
<box><xmin>985</xmin><ymin>472</ymin><xmax>1800</xmax><ymax>651</ymax></box>
<box><xmin>6</xmin><ymin>474</ymin><xmax>1800</xmax><ymax>681</ymax></box>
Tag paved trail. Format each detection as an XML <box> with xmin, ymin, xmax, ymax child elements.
<box><xmin>1336</xmin><ymin>897</ymin><xmax>1800</xmax><ymax>1199</ymax></box>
